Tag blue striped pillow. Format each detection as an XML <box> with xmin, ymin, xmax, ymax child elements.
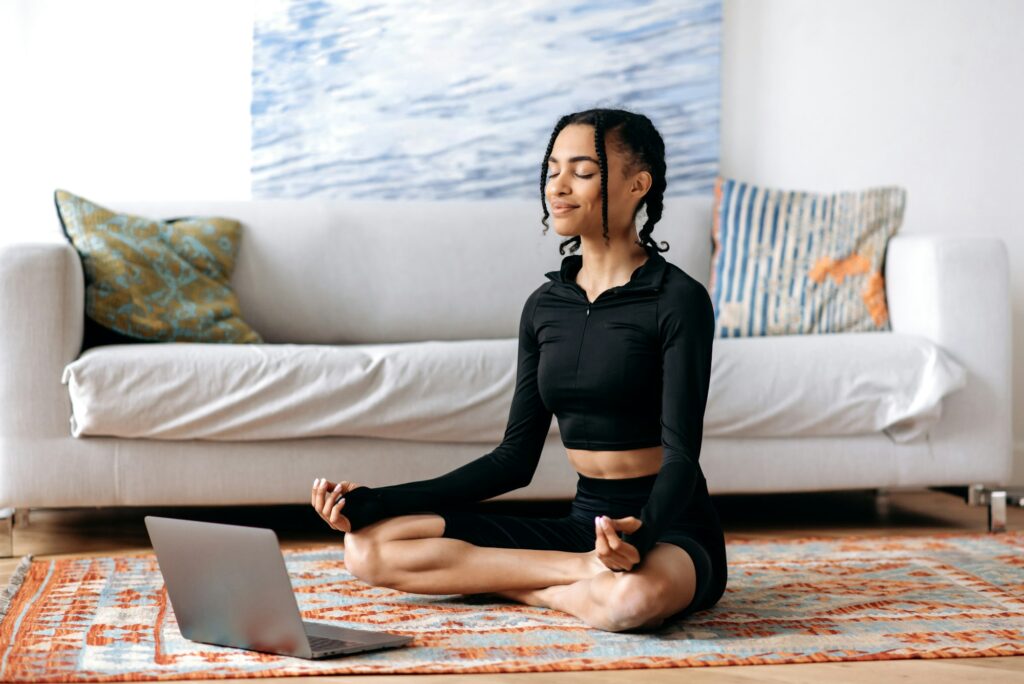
<box><xmin>709</xmin><ymin>177</ymin><xmax>907</xmax><ymax>337</ymax></box>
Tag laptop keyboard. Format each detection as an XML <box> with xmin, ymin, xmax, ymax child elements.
<box><xmin>307</xmin><ymin>634</ymin><xmax>359</xmax><ymax>652</ymax></box>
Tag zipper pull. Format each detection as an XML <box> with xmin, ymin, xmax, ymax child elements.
<box><xmin>586</xmin><ymin>305</ymin><xmax>590</xmax><ymax>316</ymax></box>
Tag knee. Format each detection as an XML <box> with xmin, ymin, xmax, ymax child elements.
<box><xmin>341</xmin><ymin>530</ymin><xmax>388</xmax><ymax>586</ymax></box>
<box><xmin>601</xmin><ymin>575</ymin><xmax>669</xmax><ymax>632</ymax></box>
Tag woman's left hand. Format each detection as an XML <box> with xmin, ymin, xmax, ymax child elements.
<box><xmin>594</xmin><ymin>515</ymin><xmax>643</xmax><ymax>572</ymax></box>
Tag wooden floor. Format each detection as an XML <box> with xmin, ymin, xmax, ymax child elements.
<box><xmin>2</xmin><ymin>487</ymin><xmax>1022</xmax><ymax>683</ymax></box>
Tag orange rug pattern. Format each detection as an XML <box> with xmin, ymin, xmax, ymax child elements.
<box><xmin>0</xmin><ymin>530</ymin><xmax>1022</xmax><ymax>681</ymax></box>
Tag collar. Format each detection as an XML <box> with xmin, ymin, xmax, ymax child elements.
<box><xmin>544</xmin><ymin>243</ymin><xmax>668</xmax><ymax>296</ymax></box>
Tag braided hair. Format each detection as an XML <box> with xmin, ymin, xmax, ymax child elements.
<box><xmin>539</xmin><ymin>108</ymin><xmax>669</xmax><ymax>256</ymax></box>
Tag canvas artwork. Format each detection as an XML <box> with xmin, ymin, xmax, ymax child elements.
<box><xmin>252</xmin><ymin>0</ymin><xmax>722</xmax><ymax>200</ymax></box>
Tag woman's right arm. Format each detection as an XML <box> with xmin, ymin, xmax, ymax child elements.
<box><xmin>339</xmin><ymin>285</ymin><xmax>552</xmax><ymax>531</ymax></box>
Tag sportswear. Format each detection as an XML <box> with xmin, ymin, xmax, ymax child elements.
<box><xmin>338</xmin><ymin>242</ymin><xmax>718</xmax><ymax>561</ymax></box>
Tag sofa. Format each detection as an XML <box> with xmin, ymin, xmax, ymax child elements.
<box><xmin>0</xmin><ymin>195</ymin><xmax>1014</xmax><ymax>558</ymax></box>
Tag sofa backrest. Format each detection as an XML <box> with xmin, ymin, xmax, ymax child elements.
<box><xmin>104</xmin><ymin>195</ymin><xmax>713</xmax><ymax>343</ymax></box>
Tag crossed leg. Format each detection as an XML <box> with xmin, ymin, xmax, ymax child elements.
<box><xmin>497</xmin><ymin>541</ymin><xmax>698</xmax><ymax>632</ymax></box>
<box><xmin>342</xmin><ymin>514</ymin><xmax>698</xmax><ymax>632</ymax></box>
<box><xmin>343</xmin><ymin>513</ymin><xmax>594</xmax><ymax>593</ymax></box>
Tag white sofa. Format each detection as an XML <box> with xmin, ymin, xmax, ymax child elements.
<box><xmin>0</xmin><ymin>196</ymin><xmax>1014</xmax><ymax>558</ymax></box>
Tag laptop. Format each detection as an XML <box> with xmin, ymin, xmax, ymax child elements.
<box><xmin>144</xmin><ymin>515</ymin><xmax>414</xmax><ymax>659</ymax></box>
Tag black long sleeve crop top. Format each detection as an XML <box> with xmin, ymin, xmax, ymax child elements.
<box><xmin>338</xmin><ymin>243</ymin><xmax>717</xmax><ymax>561</ymax></box>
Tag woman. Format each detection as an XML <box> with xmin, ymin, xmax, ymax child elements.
<box><xmin>310</xmin><ymin>108</ymin><xmax>727</xmax><ymax>633</ymax></box>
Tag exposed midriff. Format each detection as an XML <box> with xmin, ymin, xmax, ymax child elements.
<box><xmin>566</xmin><ymin>445</ymin><xmax>663</xmax><ymax>479</ymax></box>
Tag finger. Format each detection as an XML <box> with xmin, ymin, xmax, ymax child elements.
<box><xmin>320</xmin><ymin>482</ymin><xmax>343</xmax><ymax>519</ymax></box>
<box><xmin>607</xmin><ymin>520</ymin><xmax>640</xmax><ymax>571</ymax></box>
<box><xmin>594</xmin><ymin>517</ymin><xmax>611</xmax><ymax>556</ymax></box>
<box><xmin>601</xmin><ymin>517</ymin><xmax>621</xmax><ymax>552</ymax></box>
<box><xmin>322</xmin><ymin>483</ymin><xmax>342</xmax><ymax>518</ymax></box>
<box><xmin>311</xmin><ymin>479</ymin><xmax>327</xmax><ymax>516</ymax></box>
<box><xmin>613</xmin><ymin>524</ymin><xmax>640</xmax><ymax>569</ymax></box>
<box><xmin>314</xmin><ymin>479</ymin><xmax>344</xmax><ymax>515</ymax></box>
<box><xmin>313</xmin><ymin>478</ymin><xmax>327</xmax><ymax>513</ymax></box>
<box><xmin>599</xmin><ymin>517</ymin><xmax>620</xmax><ymax>552</ymax></box>
<box><xmin>313</xmin><ymin>478</ymin><xmax>332</xmax><ymax>508</ymax></box>
<box><xmin>600</xmin><ymin>517</ymin><xmax>629</xmax><ymax>570</ymax></box>
<box><xmin>617</xmin><ymin>541</ymin><xmax>639</xmax><ymax>571</ymax></box>
<box><xmin>328</xmin><ymin>495</ymin><xmax>348</xmax><ymax>530</ymax></box>
<box><xmin>612</xmin><ymin>538</ymin><xmax>637</xmax><ymax>568</ymax></box>
<box><xmin>595</xmin><ymin>518</ymin><xmax>621</xmax><ymax>569</ymax></box>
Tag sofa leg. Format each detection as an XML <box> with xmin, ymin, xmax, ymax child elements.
<box><xmin>874</xmin><ymin>487</ymin><xmax>891</xmax><ymax>520</ymax></box>
<box><xmin>0</xmin><ymin>508</ymin><xmax>13</xmax><ymax>559</ymax></box>
<box><xmin>967</xmin><ymin>484</ymin><xmax>1024</xmax><ymax>533</ymax></box>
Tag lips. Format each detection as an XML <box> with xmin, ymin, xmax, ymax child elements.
<box><xmin>551</xmin><ymin>202</ymin><xmax>579</xmax><ymax>212</ymax></box>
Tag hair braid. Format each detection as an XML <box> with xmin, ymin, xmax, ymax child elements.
<box><xmin>540</xmin><ymin>107</ymin><xmax>669</xmax><ymax>255</ymax></box>
<box><xmin>594</xmin><ymin>111</ymin><xmax>610</xmax><ymax>248</ymax></box>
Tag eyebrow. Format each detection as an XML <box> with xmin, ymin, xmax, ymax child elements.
<box><xmin>547</xmin><ymin>155</ymin><xmax>599</xmax><ymax>164</ymax></box>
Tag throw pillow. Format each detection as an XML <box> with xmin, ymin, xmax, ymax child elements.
<box><xmin>709</xmin><ymin>176</ymin><xmax>907</xmax><ymax>337</ymax></box>
<box><xmin>54</xmin><ymin>189</ymin><xmax>263</xmax><ymax>347</ymax></box>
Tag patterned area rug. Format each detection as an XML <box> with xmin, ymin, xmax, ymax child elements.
<box><xmin>0</xmin><ymin>530</ymin><xmax>1022</xmax><ymax>681</ymax></box>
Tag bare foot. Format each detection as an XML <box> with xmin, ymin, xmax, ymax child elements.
<box><xmin>492</xmin><ymin>550</ymin><xmax>615</xmax><ymax>609</ymax></box>
<box><xmin>579</xmin><ymin>549</ymin><xmax>613</xmax><ymax>580</ymax></box>
<box><xmin>493</xmin><ymin>585</ymin><xmax>565</xmax><ymax>609</ymax></box>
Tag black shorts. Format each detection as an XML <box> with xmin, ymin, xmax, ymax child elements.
<box><xmin>435</xmin><ymin>472</ymin><xmax>727</xmax><ymax>620</ymax></box>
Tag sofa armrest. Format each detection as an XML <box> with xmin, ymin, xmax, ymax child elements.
<box><xmin>0</xmin><ymin>241</ymin><xmax>84</xmax><ymax>439</ymax></box>
<box><xmin>884</xmin><ymin>233</ymin><xmax>1013</xmax><ymax>483</ymax></box>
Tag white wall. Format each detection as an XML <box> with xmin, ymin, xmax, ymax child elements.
<box><xmin>3</xmin><ymin>0</ymin><xmax>1023</xmax><ymax>483</ymax></box>
<box><xmin>721</xmin><ymin>0</ymin><xmax>1024</xmax><ymax>483</ymax></box>
<box><xmin>0</xmin><ymin>0</ymin><xmax>252</xmax><ymax>246</ymax></box>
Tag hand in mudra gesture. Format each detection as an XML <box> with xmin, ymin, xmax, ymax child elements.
<box><xmin>311</xmin><ymin>477</ymin><xmax>364</xmax><ymax>533</ymax></box>
<box><xmin>595</xmin><ymin>515</ymin><xmax>643</xmax><ymax>572</ymax></box>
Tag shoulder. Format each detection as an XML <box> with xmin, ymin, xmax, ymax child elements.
<box><xmin>520</xmin><ymin>280</ymin><xmax>555</xmax><ymax>325</ymax></box>
<box><xmin>658</xmin><ymin>262</ymin><xmax>714</xmax><ymax>319</ymax></box>
<box><xmin>655</xmin><ymin>262</ymin><xmax>716</xmax><ymax>343</ymax></box>
<box><xmin>525</xmin><ymin>280</ymin><xmax>555</xmax><ymax>308</ymax></box>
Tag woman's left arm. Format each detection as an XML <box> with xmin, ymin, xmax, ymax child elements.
<box><xmin>620</xmin><ymin>283</ymin><xmax>715</xmax><ymax>560</ymax></box>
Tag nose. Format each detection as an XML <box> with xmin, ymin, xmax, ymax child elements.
<box><xmin>547</xmin><ymin>171</ymin><xmax>571</xmax><ymax>196</ymax></box>
<box><xmin>547</xmin><ymin>187</ymin><xmax>572</xmax><ymax>208</ymax></box>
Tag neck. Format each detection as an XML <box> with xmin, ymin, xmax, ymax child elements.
<box><xmin>575</xmin><ymin>235</ymin><xmax>649</xmax><ymax>290</ymax></box>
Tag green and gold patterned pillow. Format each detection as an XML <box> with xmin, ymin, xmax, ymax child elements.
<box><xmin>54</xmin><ymin>189</ymin><xmax>263</xmax><ymax>345</ymax></box>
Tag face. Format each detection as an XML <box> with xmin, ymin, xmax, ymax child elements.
<box><xmin>544</xmin><ymin>123</ymin><xmax>651</xmax><ymax>239</ymax></box>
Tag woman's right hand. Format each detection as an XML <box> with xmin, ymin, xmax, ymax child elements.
<box><xmin>311</xmin><ymin>477</ymin><xmax>364</xmax><ymax>533</ymax></box>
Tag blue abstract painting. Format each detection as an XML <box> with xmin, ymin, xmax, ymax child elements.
<box><xmin>252</xmin><ymin>0</ymin><xmax>721</xmax><ymax>199</ymax></box>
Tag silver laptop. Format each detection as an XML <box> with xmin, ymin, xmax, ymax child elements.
<box><xmin>144</xmin><ymin>515</ymin><xmax>414</xmax><ymax>659</ymax></box>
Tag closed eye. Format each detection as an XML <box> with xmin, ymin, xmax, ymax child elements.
<box><xmin>550</xmin><ymin>173</ymin><xmax>594</xmax><ymax>179</ymax></box>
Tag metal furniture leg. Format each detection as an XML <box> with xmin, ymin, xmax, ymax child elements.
<box><xmin>874</xmin><ymin>487</ymin><xmax>891</xmax><ymax>519</ymax></box>
<box><xmin>0</xmin><ymin>507</ymin><xmax>13</xmax><ymax>559</ymax></box>
<box><xmin>967</xmin><ymin>484</ymin><xmax>1024</xmax><ymax>533</ymax></box>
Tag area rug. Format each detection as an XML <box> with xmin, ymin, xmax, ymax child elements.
<box><xmin>0</xmin><ymin>530</ymin><xmax>1022</xmax><ymax>681</ymax></box>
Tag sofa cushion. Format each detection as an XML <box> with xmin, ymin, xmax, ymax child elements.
<box><xmin>62</xmin><ymin>339</ymin><xmax>528</xmax><ymax>442</ymax></box>
<box><xmin>54</xmin><ymin>189</ymin><xmax>263</xmax><ymax>348</ymax></box>
<box><xmin>710</xmin><ymin>177</ymin><xmax>907</xmax><ymax>337</ymax></box>
<box><xmin>60</xmin><ymin>333</ymin><xmax>966</xmax><ymax>444</ymax></box>
<box><xmin>704</xmin><ymin>331</ymin><xmax>966</xmax><ymax>443</ymax></box>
